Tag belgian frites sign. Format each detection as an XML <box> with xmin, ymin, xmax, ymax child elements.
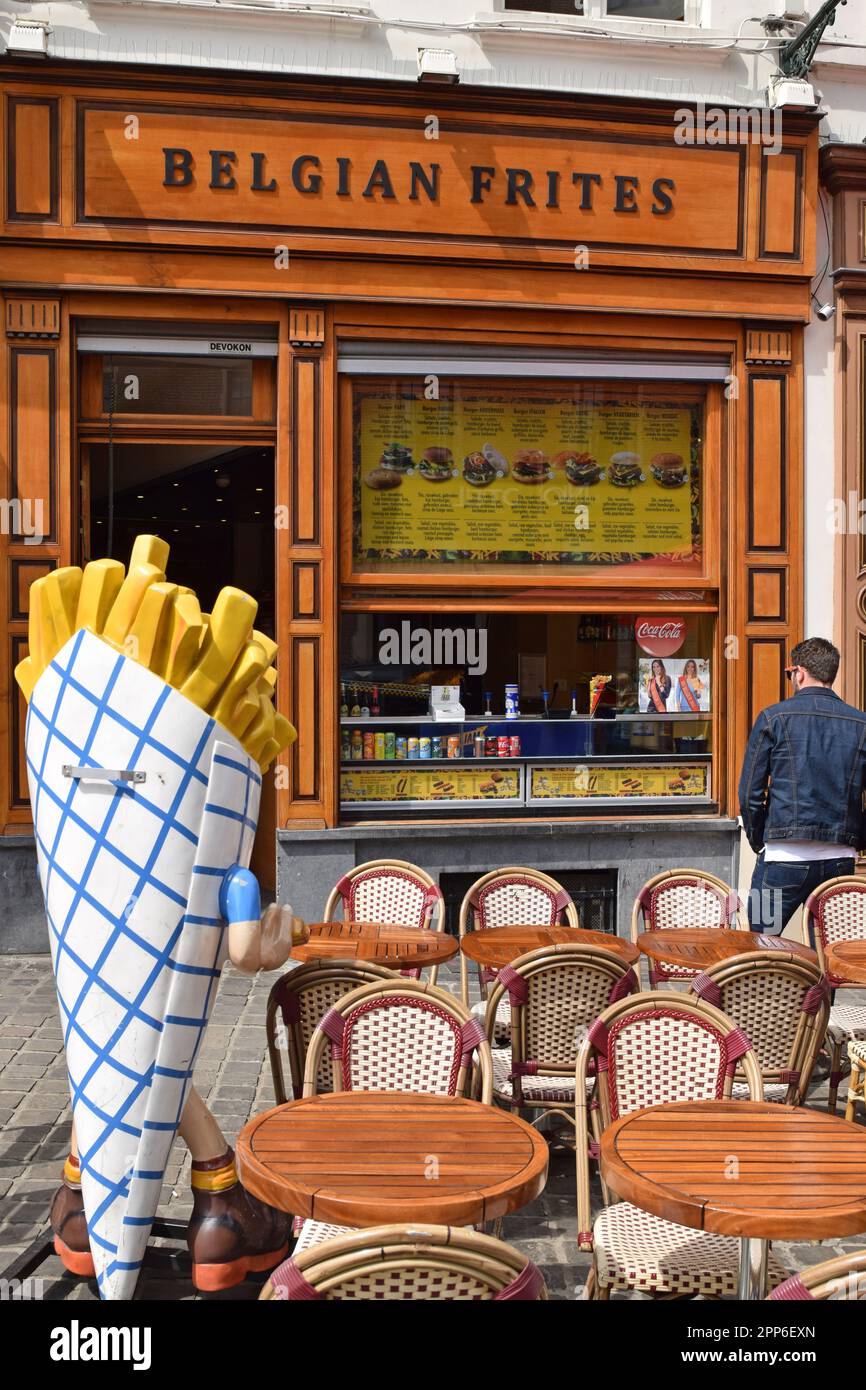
<box><xmin>78</xmin><ymin>104</ymin><xmax>746</xmax><ymax>256</ymax></box>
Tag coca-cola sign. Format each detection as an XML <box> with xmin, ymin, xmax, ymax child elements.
<box><xmin>634</xmin><ymin>617</ymin><xmax>686</xmax><ymax>657</ymax></box>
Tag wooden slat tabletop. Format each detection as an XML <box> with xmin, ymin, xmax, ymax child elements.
<box><xmin>292</xmin><ymin>922</ymin><xmax>458</xmax><ymax>969</ymax></box>
<box><xmin>826</xmin><ymin>940</ymin><xmax>866</xmax><ymax>985</ymax></box>
<box><xmin>637</xmin><ymin>928</ymin><xmax>817</xmax><ymax>970</ymax></box>
<box><xmin>601</xmin><ymin>1100</ymin><xmax>866</xmax><ymax>1240</ymax></box>
<box><xmin>460</xmin><ymin>924</ymin><xmax>639</xmax><ymax>969</ymax></box>
<box><xmin>237</xmin><ymin>1092</ymin><xmax>549</xmax><ymax>1227</ymax></box>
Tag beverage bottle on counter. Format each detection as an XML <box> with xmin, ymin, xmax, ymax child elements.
<box><xmin>363</xmin><ymin>731</ymin><xmax>375</xmax><ymax>760</ymax></box>
<box><xmin>341</xmin><ymin>730</ymin><xmax>351</xmax><ymax>761</ymax></box>
<box><xmin>484</xmin><ymin>692</ymin><xmax>493</xmax><ymax>717</ymax></box>
<box><xmin>351</xmin><ymin>729</ymin><xmax>363</xmax><ymax>760</ymax></box>
<box><xmin>474</xmin><ymin>731</ymin><xmax>486</xmax><ymax>758</ymax></box>
<box><xmin>374</xmin><ymin>732</ymin><xmax>386</xmax><ymax>760</ymax></box>
<box><xmin>569</xmin><ymin>690</ymin><xmax>579</xmax><ymax>719</ymax></box>
<box><xmin>351</xmin><ymin>700</ymin><xmax>361</xmax><ymax>717</ymax></box>
<box><xmin>340</xmin><ymin>683</ymin><xmax>349</xmax><ymax>718</ymax></box>
<box><xmin>371</xmin><ymin>684</ymin><xmax>380</xmax><ymax>716</ymax></box>
<box><xmin>542</xmin><ymin>689</ymin><xmax>551</xmax><ymax>719</ymax></box>
<box><xmin>360</xmin><ymin>701</ymin><xmax>370</xmax><ymax>718</ymax></box>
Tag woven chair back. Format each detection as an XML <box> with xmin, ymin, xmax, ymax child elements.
<box><xmin>631</xmin><ymin>868</ymin><xmax>743</xmax><ymax>983</ymax></box>
<box><xmin>769</xmin><ymin>1250</ymin><xmax>866</xmax><ymax>1301</ymax></box>
<box><xmin>266</xmin><ymin>960</ymin><xmax>395</xmax><ymax>1103</ymax></box>
<box><xmin>263</xmin><ymin>1223</ymin><xmax>546</xmax><ymax>1301</ymax></box>
<box><xmin>804</xmin><ymin>876</ymin><xmax>866</xmax><ymax>984</ymax></box>
<box><xmin>324</xmin><ymin>859</ymin><xmax>443</xmax><ymax>932</ymax></box>
<box><xmin>303</xmin><ymin>977</ymin><xmax>493</xmax><ymax>1103</ymax></box>
<box><xmin>689</xmin><ymin>952</ymin><xmax>829</xmax><ymax>1099</ymax></box>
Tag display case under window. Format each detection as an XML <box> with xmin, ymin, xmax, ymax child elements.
<box><xmin>339</xmin><ymin>610</ymin><xmax>716</xmax><ymax>817</ymax></box>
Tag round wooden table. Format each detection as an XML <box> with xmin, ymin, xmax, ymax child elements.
<box><xmin>292</xmin><ymin>922</ymin><xmax>458</xmax><ymax>971</ymax></box>
<box><xmin>460</xmin><ymin>925</ymin><xmax>639</xmax><ymax>970</ymax></box>
<box><xmin>826</xmin><ymin>940</ymin><xmax>866</xmax><ymax>984</ymax></box>
<box><xmin>237</xmin><ymin>1092</ymin><xmax>549</xmax><ymax>1227</ymax></box>
<box><xmin>637</xmin><ymin>928</ymin><xmax>817</xmax><ymax>972</ymax></box>
<box><xmin>600</xmin><ymin>1099</ymin><xmax>866</xmax><ymax>1298</ymax></box>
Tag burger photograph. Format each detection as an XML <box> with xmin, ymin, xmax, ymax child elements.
<box><xmin>418</xmin><ymin>446</ymin><xmax>455</xmax><ymax>482</ymax></box>
<box><xmin>462</xmin><ymin>451</ymin><xmax>498</xmax><ymax>487</ymax></box>
<box><xmin>511</xmin><ymin>449</ymin><xmax>551</xmax><ymax>484</ymax></box>
<box><xmin>379</xmin><ymin>442</ymin><xmax>414</xmax><ymax>473</ymax></box>
<box><xmin>557</xmin><ymin>450</ymin><xmax>604</xmax><ymax>486</ymax></box>
<box><xmin>608</xmin><ymin>451</ymin><xmax>644</xmax><ymax>487</ymax></box>
<box><xmin>649</xmin><ymin>451</ymin><xmax>688</xmax><ymax>487</ymax></box>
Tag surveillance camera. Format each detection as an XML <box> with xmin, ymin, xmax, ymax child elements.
<box><xmin>815</xmin><ymin>302</ymin><xmax>835</xmax><ymax>321</ymax></box>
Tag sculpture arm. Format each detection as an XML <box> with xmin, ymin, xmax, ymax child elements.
<box><xmin>219</xmin><ymin>865</ymin><xmax>307</xmax><ymax>973</ymax></box>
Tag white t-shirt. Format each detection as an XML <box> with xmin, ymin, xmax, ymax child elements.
<box><xmin>764</xmin><ymin>840</ymin><xmax>855</xmax><ymax>863</ymax></box>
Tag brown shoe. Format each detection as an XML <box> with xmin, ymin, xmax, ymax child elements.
<box><xmin>50</xmin><ymin>1154</ymin><xmax>96</xmax><ymax>1278</ymax></box>
<box><xmin>187</xmin><ymin>1149</ymin><xmax>289</xmax><ymax>1292</ymax></box>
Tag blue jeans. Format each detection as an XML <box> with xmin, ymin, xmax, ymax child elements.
<box><xmin>747</xmin><ymin>854</ymin><xmax>856</xmax><ymax>937</ymax></box>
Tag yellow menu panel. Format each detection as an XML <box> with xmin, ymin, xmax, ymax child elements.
<box><xmin>530</xmin><ymin>764</ymin><xmax>709</xmax><ymax>800</ymax></box>
<box><xmin>341</xmin><ymin>766</ymin><xmax>521</xmax><ymax>803</ymax></box>
<box><xmin>355</xmin><ymin>386</ymin><xmax>699</xmax><ymax>565</ymax></box>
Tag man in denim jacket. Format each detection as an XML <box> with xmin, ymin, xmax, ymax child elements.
<box><xmin>738</xmin><ymin>637</ymin><xmax>866</xmax><ymax>935</ymax></box>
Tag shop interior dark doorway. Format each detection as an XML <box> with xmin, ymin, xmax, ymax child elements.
<box><xmin>84</xmin><ymin>442</ymin><xmax>275</xmax><ymax>639</ymax></box>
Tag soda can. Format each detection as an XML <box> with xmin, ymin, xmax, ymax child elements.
<box><xmin>419</xmin><ymin>736</ymin><xmax>432</xmax><ymax>759</ymax></box>
<box><xmin>485</xmin><ymin>737</ymin><xmax>498</xmax><ymax>757</ymax></box>
<box><xmin>497</xmin><ymin>736</ymin><xmax>510</xmax><ymax>757</ymax></box>
<box><xmin>385</xmin><ymin>732</ymin><xmax>396</xmax><ymax>760</ymax></box>
<box><xmin>363</xmin><ymin>732</ymin><xmax>375</xmax><ymax>760</ymax></box>
<box><xmin>408</xmin><ymin>737</ymin><xmax>419</xmax><ymax>759</ymax></box>
<box><xmin>374</xmin><ymin>733</ymin><xmax>386</xmax><ymax>760</ymax></box>
<box><xmin>396</xmin><ymin>737</ymin><xmax>408</xmax><ymax>760</ymax></box>
<box><xmin>447</xmin><ymin>736</ymin><xmax>460</xmax><ymax>759</ymax></box>
<box><xmin>432</xmin><ymin>736</ymin><xmax>444</xmax><ymax>759</ymax></box>
<box><xmin>505</xmin><ymin>683</ymin><xmax>520</xmax><ymax>719</ymax></box>
<box><xmin>509</xmin><ymin>735</ymin><xmax>521</xmax><ymax>756</ymax></box>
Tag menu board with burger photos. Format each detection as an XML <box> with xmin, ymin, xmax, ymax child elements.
<box><xmin>353</xmin><ymin>381</ymin><xmax>701</xmax><ymax>566</ymax></box>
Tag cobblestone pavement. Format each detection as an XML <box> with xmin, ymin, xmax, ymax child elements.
<box><xmin>1</xmin><ymin>951</ymin><xmax>864</xmax><ymax>1301</ymax></box>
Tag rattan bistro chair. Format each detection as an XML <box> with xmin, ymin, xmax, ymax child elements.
<box><xmin>265</xmin><ymin>960</ymin><xmax>396</xmax><ymax>1104</ymax></box>
<box><xmin>260</xmin><ymin>1224</ymin><xmax>547</xmax><ymax>1301</ymax></box>
<box><xmin>631</xmin><ymin>868</ymin><xmax>747</xmax><ymax>986</ymax></box>
<box><xmin>324</xmin><ymin>859</ymin><xmax>446</xmax><ymax>982</ymax></box>
<box><xmin>294</xmin><ymin>979</ymin><xmax>494</xmax><ymax>1254</ymax></box>
<box><xmin>576</xmin><ymin>991</ymin><xmax>789</xmax><ymax>1299</ymax></box>
<box><xmin>846</xmin><ymin>1039</ymin><xmax>866</xmax><ymax>1124</ymax></box>
<box><xmin>803</xmin><ymin>876</ymin><xmax>866</xmax><ymax>1113</ymax></box>
<box><xmin>485</xmin><ymin>942</ymin><xmax>638</xmax><ymax>1143</ymax></box>
<box><xmin>768</xmin><ymin>1251</ymin><xmax>866</xmax><ymax>1301</ymax></box>
<box><xmin>460</xmin><ymin>868</ymin><xmax>580</xmax><ymax>1040</ymax></box>
<box><xmin>688</xmin><ymin>951</ymin><xmax>830</xmax><ymax>1105</ymax></box>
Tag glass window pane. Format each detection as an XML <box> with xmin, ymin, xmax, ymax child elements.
<box><xmin>351</xmin><ymin>376</ymin><xmax>703</xmax><ymax>573</ymax></box>
<box><xmin>102</xmin><ymin>355</ymin><xmax>254</xmax><ymax>416</ymax></box>
<box><xmin>607</xmin><ymin>0</ymin><xmax>685</xmax><ymax>18</ymax></box>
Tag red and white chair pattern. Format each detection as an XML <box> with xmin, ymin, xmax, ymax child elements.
<box><xmin>631</xmin><ymin>868</ymin><xmax>746</xmax><ymax>986</ymax></box>
<box><xmin>262</xmin><ymin>1224</ymin><xmax>547</xmax><ymax>1301</ymax></box>
<box><xmin>576</xmin><ymin>992</ymin><xmax>789</xmax><ymax>1299</ymax></box>
<box><xmin>803</xmin><ymin>876</ymin><xmax>866</xmax><ymax>1113</ymax></box>
<box><xmin>293</xmin><ymin>979</ymin><xmax>493</xmax><ymax>1253</ymax></box>
<box><xmin>485</xmin><ymin>942</ymin><xmax>638</xmax><ymax>1140</ymax></box>
<box><xmin>688</xmin><ymin>951</ymin><xmax>830</xmax><ymax>1105</ymax></box>
<box><xmin>265</xmin><ymin>959</ymin><xmax>396</xmax><ymax>1104</ymax></box>
<box><xmin>459</xmin><ymin>868</ymin><xmax>580</xmax><ymax>1041</ymax></box>
<box><xmin>324</xmin><ymin>859</ymin><xmax>446</xmax><ymax>982</ymax></box>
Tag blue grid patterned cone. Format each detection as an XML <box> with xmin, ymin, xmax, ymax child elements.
<box><xmin>25</xmin><ymin>629</ymin><xmax>261</xmax><ymax>1299</ymax></box>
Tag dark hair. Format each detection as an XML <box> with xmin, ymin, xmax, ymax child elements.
<box><xmin>651</xmin><ymin>659</ymin><xmax>667</xmax><ymax>677</ymax></box>
<box><xmin>790</xmin><ymin>637</ymin><xmax>840</xmax><ymax>685</ymax></box>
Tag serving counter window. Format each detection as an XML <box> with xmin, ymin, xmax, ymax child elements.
<box><xmin>347</xmin><ymin>377</ymin><xmax>705</xmax><ymax>578</ymax></box>
<box><xmin>338</xmin><ymin>610</ymin><xmax>716</xmax><ymax>817</ymax></box>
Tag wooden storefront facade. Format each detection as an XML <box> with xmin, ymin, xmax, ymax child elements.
<box><xmin>0</xmin><ymin>59</ymin><xmax>818</xmax><ymax>942</ymax></box>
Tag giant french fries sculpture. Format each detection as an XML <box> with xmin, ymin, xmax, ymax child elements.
<box><xmin>16</xmin><ymin>536</ymin><xmax>299</xmax><ymax>1300</ymax></box>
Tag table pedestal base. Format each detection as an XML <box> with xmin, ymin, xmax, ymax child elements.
<box><xmin>737</xmin><ymin>1237</ymin><xmax>768</xmax><ymax>1300</ymax></box>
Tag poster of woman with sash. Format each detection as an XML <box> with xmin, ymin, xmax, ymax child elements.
<box><xmin>646</xmin><ymin>658</ymin><xmax>672</xmax><ymax>712</ymax></box>
<box><xmin>638</xmin><ymin>657</ymin><xmax>711</xmax><ymax>712</ymax></box>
